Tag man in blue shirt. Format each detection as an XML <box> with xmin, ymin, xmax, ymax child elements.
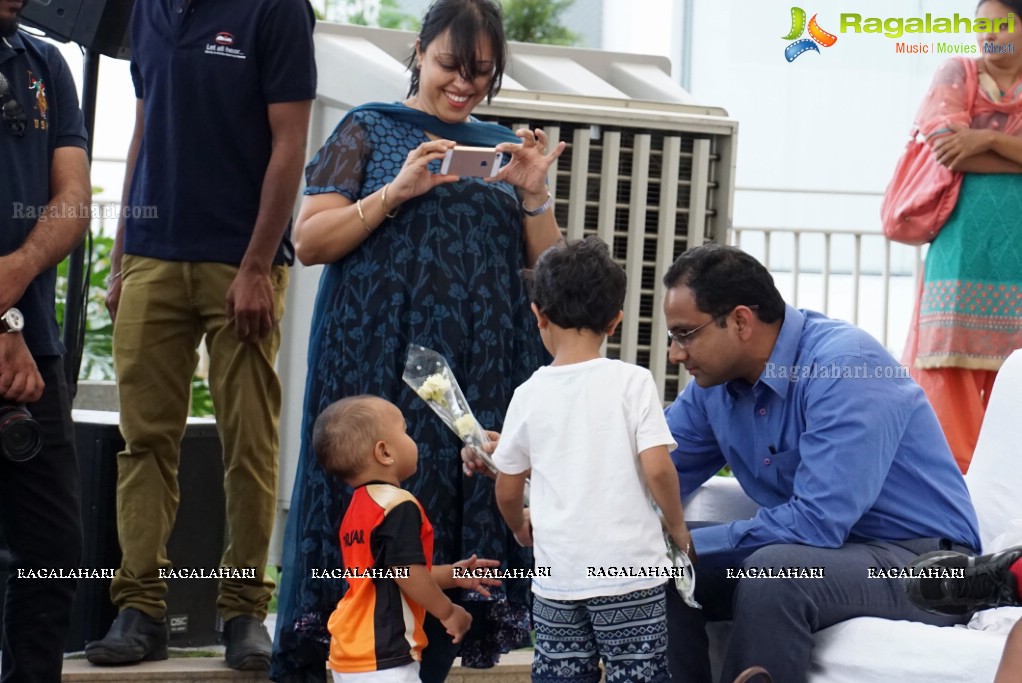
<box><xmin>661</xmin><ymin>244</ymin><xmax>981</xmax><ymax>683</ymax></box>
<box><xmin>1</xmin><ymin>0</ymin><xmax>91</xmax><ymax>679</ymax></box>
<box><xmin>84</xmin><ymin>0</ymin><xmax>315</xmax><ymax>671</ymax></box>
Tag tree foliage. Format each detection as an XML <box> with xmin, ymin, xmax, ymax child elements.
<box><xmin>314</xmin><ymin>0</ymin><xmax>419</xmax><ymax>31</ymax></box>
<box><xmin>313</xmin><ymin>0</ymin><xmax>578</xmax><ymax>46</ymax></box>
<box><xmin>502</xmin><ymin>0</ymin><xmax>578</xmax><ymax>46</ymax></box>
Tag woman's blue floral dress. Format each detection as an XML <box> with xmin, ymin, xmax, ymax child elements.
<box><xmin>271</xmin><ymin>105</ymin><xmax>542</xmax><ymax>678</ymax></box>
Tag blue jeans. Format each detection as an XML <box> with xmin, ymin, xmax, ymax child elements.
<box><xmin>665</xmin><ymin>527</ymin><xmax>973</xmax><ymax>683</ymax></box>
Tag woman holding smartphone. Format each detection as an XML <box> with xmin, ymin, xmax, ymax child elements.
<box><xmin>271</xmin><ymin>1</ymin><xmax>564</xmax><ymax>681</ymax></box>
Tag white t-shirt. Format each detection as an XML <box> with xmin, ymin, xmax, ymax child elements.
<box><xmin>493</xmin><ymin>358</ymin><xmax>677</xmax><ymax>600</ymax></box>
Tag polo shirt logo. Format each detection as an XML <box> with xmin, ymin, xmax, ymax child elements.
<box><xmin>27</xmin><ymin>71</ymin><xmax>48</xmax><ymax>130</ymax></box>
<box><xmin>204</xmin><ymin>31</ymin><xmax>246</xmax><ymax>59</ymax></box>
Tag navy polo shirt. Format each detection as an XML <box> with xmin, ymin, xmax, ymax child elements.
<box><xmin>1</xmin><ymin>31</ymin><xmax>88</xmax><ymax>356</ymax></box>
<box><xmin>126</xmin><ymin>0</ymin><xmax>316</xmax><ymax>265</ymax></box>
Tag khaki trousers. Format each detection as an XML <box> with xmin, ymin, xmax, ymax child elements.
<box><xmin>110</xmin><ymin>255</ymin><xmax>287</xmax><ymax>621</ymax></box>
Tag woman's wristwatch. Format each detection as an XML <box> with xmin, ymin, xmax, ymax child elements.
<box><xmin>523</xmin><ymin>191</ymin><xmax>554</xmax><ymax>217</ymax></box>
<box><xmin>0</xmin><ymin>308</ymin><xmax>24</xmax><ymax>334</ymax></box>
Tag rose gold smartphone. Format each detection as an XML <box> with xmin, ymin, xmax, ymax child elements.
<box><xmin>440</xmin><ymin>146</ymin><xmax>505</xmax><ymax>178</ymax></box>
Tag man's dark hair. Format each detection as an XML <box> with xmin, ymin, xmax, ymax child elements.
<box><xmin>527</xmin><ymin>236</ymin><xmax>627</xmax><ymax>335</ymax></box>
<box><xmin>662</xmin><ymin>243</ymin><xmax>785</xmax><ymax>324</ymax></box>
<box><xmin>406</xmin><ymin>0</ymin><xmax>507</xmax><ymax>104</ymax></box>
<box><xmin>312</xmin><ymin>396</ymin><xmax>386</xmax><ymax>482</ymax></box>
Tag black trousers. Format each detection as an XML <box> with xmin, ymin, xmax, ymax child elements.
<box><xmin>0</xmin><ymin>356</ymin><xmax>82</xmax><ymax>683</ymax></box>
<box><xmin>418</xmin><ymin>596</ymin><xmax>492</xmax><ymax>683</ymax></box>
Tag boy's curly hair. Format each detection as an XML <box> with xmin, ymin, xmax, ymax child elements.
<box><xmin>526</xmin><ymin>236</ymin><xmax>627</xmax><ymax>334</ymax></box>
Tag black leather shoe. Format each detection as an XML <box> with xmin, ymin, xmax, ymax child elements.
<box><xmin>84</xmin><ymin>607</ymin><xmax>169</xmax><ymax>664</ymax></box>
<box><xmin>223</xmin><ymin>615</ymin><xmax>271</xmax><ymax>671</ymax></box>
<box><xmin>907</xmin><ymin>545</ymin><xmax>1022</xmax><ymax>615</ymax></box>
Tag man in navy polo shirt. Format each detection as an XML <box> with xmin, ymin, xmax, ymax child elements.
<box><xmin>84</xmin><ymin>0</ymin><xmax>316</xmax><ymax>671</ymax></box>
<box><xmin>0</xmin><ymin>0</ymin><xmax>92</xmax><ymax>679</ymax></box>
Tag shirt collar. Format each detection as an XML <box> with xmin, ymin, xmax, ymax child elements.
<box><xmin>760</xmin><ymin>304</ymin><xmax>803</xmax><ymax>398</ymax></box>
<box><xmin>1</xmin><ymin>30</ymin><xmax>26</xmax><ymax>66</ymax></box>
<box><xmin>723</xmin><ymin>304</ymin><xmax>803</xmax><ymax>402</ymax></box>
<box><xmin>6</xmin><ymin>30</ymin><xmax>27</xmax><ymax>51</ymax></box>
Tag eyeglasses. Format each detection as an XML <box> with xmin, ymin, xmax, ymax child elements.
<box><xmin>666</xmin><ymin>318</ymin><xmax>719</xmax><ymax>349</ymax></box>
<box><xmin>0</xmin><ymin>71</ymin><xmax>27</xmax><ymax>138</ymax></box>
<box><xmin>666</xmin><ymin>305</ymin><xmax>759</xmax><ymax>349</ymax></box>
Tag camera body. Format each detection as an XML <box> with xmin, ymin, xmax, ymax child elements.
<box><xmin>0</xmin><ymin>400</ymin><xmax>43</xmax><ymax>462</ymax></box>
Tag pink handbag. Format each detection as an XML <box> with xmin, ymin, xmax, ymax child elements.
<box><xmin>880</xmin><ymin>132</ymin><xmax>962</xmax><ymax>246</ymax></box>
<box><xmin>881</xmin><ymin>58</ymin><xmax>978</xmax><ymax>246</ymax></box>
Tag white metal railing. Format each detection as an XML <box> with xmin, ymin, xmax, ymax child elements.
<box><xmin>86</xmin><ymin>198</ymin><xmax>922</xmax><ymax>356</ymax></box>
<box><xmin>731</xmin><ymin>226</ymin><xmax>924</xmax><ymax>355</ymax></box>
<box><xmin>88</xmin><ymin>198</ymin><xmax>122</xmax><ymax>235</ymax></box>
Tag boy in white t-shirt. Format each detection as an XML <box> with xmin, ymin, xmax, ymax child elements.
<box><xmin>493</xmin><ymin>236</ymin><xmax>692</xmax><ymax>683</ymax></box>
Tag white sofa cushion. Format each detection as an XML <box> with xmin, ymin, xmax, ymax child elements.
<box><xmin>964</xmin><ymin>350</ymin><xmax>1022</xmax><ymax>552</ymax></box>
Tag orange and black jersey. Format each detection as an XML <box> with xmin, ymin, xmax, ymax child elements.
<box><xmin>327</xmin><ymin>482</ymin><xmax>434</xmax><ymax>673</ymax></box>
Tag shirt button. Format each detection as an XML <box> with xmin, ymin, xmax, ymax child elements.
<box><xmin>764</xmin><ymin>458</ymin><xmax>772</xmax><ymax>466</ymax></box>
<box><xmin>758</xmin><ymin>408</ymin><xmax>767</xmax><ymax>416</ymax></box>
<box><xmin>177</xmin><ymin>7</ymin><xmax>183</xmax><ymax>12</ymax></box>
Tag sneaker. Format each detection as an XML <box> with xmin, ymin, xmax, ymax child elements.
<box><xmin>906</xmin><ymin>546</ymin><xmax>1022</xmax><ymax>615</ymax></box>
<box><xmin>223</xmin><ymin>615</ymin><xmax>271</xmax><ymax>671</ymax></box>
<box><xmin>84</xmin><ymin>607</ymin><xmax>169</xmax><ymax>664</ymax></box>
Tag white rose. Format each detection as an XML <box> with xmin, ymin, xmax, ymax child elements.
<box><xmin>454</xmin><ymin>414</ymin><xmax>476</xmax><ymax>440</ymax></box>
<box><xmin>418</xmin><ymin>373</ymin><xmax>451</xmax><ymax>404</ymax></box>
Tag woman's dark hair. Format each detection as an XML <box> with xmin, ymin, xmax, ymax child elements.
<box><xmin>406</xmin><ymin>0</ymin><xmax>507</xmax><ymax>103</ymax></box>
<box><xmin>977</xmin><ymin>0</ymin><xmax>1022</xmax><ymax>16</ymax></box>
<box><xmin>662</xmin><ymin>243</ymin><xmax>785</xmax><ymax>324</ymax></box>
<box><xmin>526</xmin><ymin>236</ymin><xmax>627</xmax><ymax>335</ymax></box>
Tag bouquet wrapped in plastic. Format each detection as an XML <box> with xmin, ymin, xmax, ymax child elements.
<box><xmin>402</xmin><ymin>345</ymin><xmax>498</xmax><ymax>470</ymax></box>
<box><xmin>403</xmin><ymin>345</ymin><xmax>531</xmax><ymax>505</ymax></box>
<box><xmin>663</xmin><ymin>519</ymin><xmax>700</xmax><ymax>609</ymax></box>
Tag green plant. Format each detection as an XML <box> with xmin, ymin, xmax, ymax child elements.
<box><xmin>502</xmin><ymin>0</ymin><xmax>578</xmax><ymax>46</ymax></box>
<box><xmin>314</xmin><ymin>0</ymin><xmax>419</xmax><ymax>30</ymax></box>
<box><xmin>56</xmin><ymin>234</ymin><xmax>115</xmax><ymax>381</ymax></box>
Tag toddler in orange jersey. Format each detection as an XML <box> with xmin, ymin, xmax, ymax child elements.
<box><xmin>313</xmin><ymin>396</ymin><xmax>501</xmax><ymax>682</ymax></box>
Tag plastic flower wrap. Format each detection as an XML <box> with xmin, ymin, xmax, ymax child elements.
<box><xmin>654</xmin><ymin>503</ymin><xmax>701</xmax><ymax>609</ymax></box>
<box><xmin>403</xmin><ymin>345</ymin><xmax>497</xmax><ymax>470</ymax></box>
<box><xmin>403</xmin><ymin>345</ymin><xmax>531</xmax><ymax>505</ymax></box>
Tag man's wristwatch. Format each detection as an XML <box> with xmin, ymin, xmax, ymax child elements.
<box><xmin>0</xmin><ymin>308</ymin><xmax>25</xmax><ymax>334</ymax></box>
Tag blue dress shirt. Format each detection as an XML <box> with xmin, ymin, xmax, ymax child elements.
<box><xmin>666</xmin><ymin>305</ymin><xmax>981</xmax><ymax>558</ymax></box>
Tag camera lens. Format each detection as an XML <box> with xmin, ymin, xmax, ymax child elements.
<box><xmin>1</xmin><ymin>414</ymin><xmax>43</xmax><ymax>462</ymax></box>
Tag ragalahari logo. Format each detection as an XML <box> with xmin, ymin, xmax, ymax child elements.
<box><xmin>782</xmin><ymin>7</ymin><xmax>838</xmax><ymax>62</ymax></box>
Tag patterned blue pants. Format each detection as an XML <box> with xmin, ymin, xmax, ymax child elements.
<box><xmin>532</xmin><ymin>584</ymin><xmax>670</xmax><ymax>683</ymax></box>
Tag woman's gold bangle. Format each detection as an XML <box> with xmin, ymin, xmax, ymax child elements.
<box><xmin>381</xmin><ymin>183</ymin><xmax>398</xmax><ymax>218</ymax></box>
<box><xmin>356</xmin><ymin>198</ymin><xmax>372</xmax><ymax>235</ymax></box>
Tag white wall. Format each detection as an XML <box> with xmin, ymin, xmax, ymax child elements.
<box><xmin>689</xmin><ymin>0</ymin><xmax>973</xmax><ymax>231</ymax></box>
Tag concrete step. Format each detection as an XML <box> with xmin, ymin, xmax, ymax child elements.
<box><xmin>61</xmin><ymin>650</ymin><xmax>534</xmax><ymax>683</ymax></box>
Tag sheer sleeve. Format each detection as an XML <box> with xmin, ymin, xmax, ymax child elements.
<box><xmin>304</xmin><ymin>113</ymin><xmax>368</xmax><ymax>200</ymax></box>
<box><xmin>914</xmin><ymin>57</ymin><xmax>975</xmax><ymax>140</ymax></box>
